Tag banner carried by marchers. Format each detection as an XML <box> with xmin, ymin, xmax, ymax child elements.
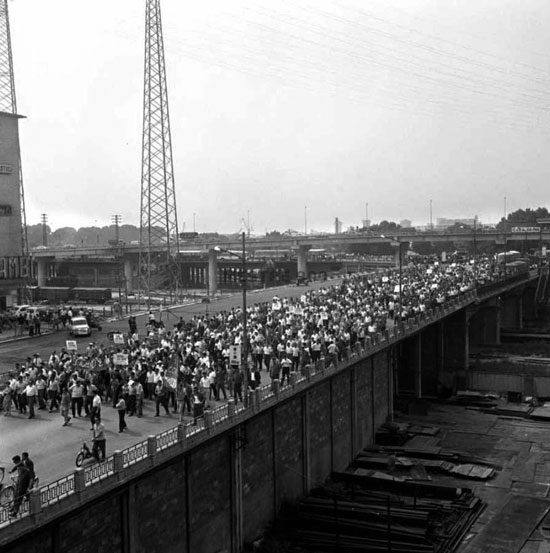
<box><xmin>164</xmin><ymin>352</ymin><xmax>178</xmax><ymax>391</ymax></box>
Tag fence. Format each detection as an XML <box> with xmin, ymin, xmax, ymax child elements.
<box><xmin>0</xmin><ymin>271</ymin><xmax>536</xmax><ymax>530</ymax></box>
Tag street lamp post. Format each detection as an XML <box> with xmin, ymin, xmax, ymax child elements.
<box><xmin>240</xmin><ymin>232</ymin><xmax>248</xmax><ymax>376</ymax></box>
<box><xmin>215</xmin><ymin>232</ymin><xmax>249</xmax><ymax>394</ymax></box>
<box><xmin>391</xmin><ymin>240</ymin><xmax>404</xmax><ymax>323</ymax></box>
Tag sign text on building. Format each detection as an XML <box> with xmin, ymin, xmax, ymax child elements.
<box><xmin>0</xmin><ymin>164</ymin><xmax>13</xmax><ymax>175</ymax></box>
<box><xmin>0</xmin><ymin>256</ymin><xmax>31</xmax><ymax>279</ymax></box>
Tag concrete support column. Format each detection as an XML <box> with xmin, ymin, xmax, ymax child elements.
<box><xmin>208</xmin><ymin>249</ymin><xmax>218</xmax><ymax>297</ymax></box>
<box><xmin>36</xmin><ymin>258</ymin><xmax>48</xmax><ymax>287</ymax></box>
<box><xmin>414</xmin><ymin>334</ymin><xmax>422</xmax><ymax>398</ymax></box>
<box><xmin>517</xmin><ymin>296</ymin><xmax>524</xmax><ymax>329</ymax></box>
<box><xmin>440</xmin><ymin>310</ymin><xmax>470</xmax><ymax>392</ymax></box>
<box><xmin>124</xmin><ymin>258</ymin><xmax>133</xmax><ymax>293</ymax></box>
<box><xmin>297</xmin><ymin>245</ymin><xmax>309</xmax><ymax>277</ymax></box>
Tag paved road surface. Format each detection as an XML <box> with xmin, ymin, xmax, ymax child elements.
<box><xmin>0</xmin><ymin>278</ymin><xmax>344</xmax><ymax>486</ymax></box>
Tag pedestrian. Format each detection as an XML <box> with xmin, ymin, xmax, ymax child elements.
<box><xmin>47</xmin><ymin>372</ymin><xmax>60</xmax><ymax>412</ymax></box>
<box><xmin>3</xmin><ymin>384</ymin><xmax>12</xmax><ymax>416</ymax></box>
<box><xmin>91</xmin><ymin>418</ymin><xmax>106</xmax><ymax>461</ymax></box>
<box><xmin>127</xmin><ymin>380</ymin><xmax>136</xmax><ymax>416</ymax></box>
<box><xmin>233</xmin><ymin>370</ymin><xmax>243</xmax><ymax>403</ymax></box>
<box><xmin>154</xmin><ymin>379</ymin><xmax>171</xmax><ymax>416</ymax></box>
<box><xmin>135</xmin><ymin>380</ymin><xmax>144</xmax><ymax>417</ymax></box>
<box><xmin>115</xmin><ymin>396</ymin><xmax>127</xmax><ymax>433</ymax></box>
<box><xmin>90</xmin><ymin>388</ymin><xmax>101</xmax><ymax>427</ymax></box>
<box><xmin>21</xmin><ymin>452</ymin><xmax>35</xmax><ymax>498</ymax></box>
<box><xmin>192</xmin><ymin>387</ymin><xmax>205</xmax><ymax>425</ymax></box>
<box><xmin>69</xmin><ymin>378</ymin><xmax>84</xmax><ymax>417</ymax></box>
<box><xmin>60</xmin><ymin>387</ymin><xmax>71</xmax><ymax>426</ymax></box>
<box><xmin>176</xmin><ymin>380</ymin><xmax>186</xmax><ymax>422</ymax></box>
<box><xmin>8</xmin><ymin>455</ymin><xmax>31</xmax><ymax>517</ymax></box>
<box><xmin>25</xmin><ymin>379</ymin><xmax>37</xmax><ymax>419</ymax></box>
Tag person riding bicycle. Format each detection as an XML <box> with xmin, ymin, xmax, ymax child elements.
<box><xmin>21</xmin><ymin>452</ymin><xmax>35</xmax><ymax>497</ymax></box>
<box><xmin>91</xmin><ymin>418</ymin><xmax>106</xmax><ymax>461</ymax></box>
<box><xmin>8</xmin><ymin>455</ymin><xmax>30</xmax><ymax>517</ymax></box>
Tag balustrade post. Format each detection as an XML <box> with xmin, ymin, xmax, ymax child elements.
<box><xmin>113</xmin><ymin>450</ymin><xmax>124</xmax><ymax>474</ymax></box>
<box><xmin>29</xmin><ymin>489</ymin><xmax>42</xmax><ymax>515</ymax></box>
<box><xmin>228</xmin><ymin>398</ymin><xmax>236</xmax><ymax>417</ymax></box>
<box><xmin>345</xmin><ymin>346</ymin><xmax>352</xmax><ymax>360</ymax></box>
<box><xmin>254</xmin><ymin>388</ymin><xmax>261</xmax><ymax>408</ymax></box>
<box><xmin>204</xmin><ymin>410</ymin><xmax>213</xmax><ymax>430</ymax></box>
<box><xmin>147</xmin><ymin>435</ymin><xmax>157</xmax><ymax>458</ymax></box>
<box><xmin>74</xmin><ymin>468</ymin><xmax>85</xmax><ymax>493</ymax></box>
<box><xmin>290</xmin><ymin>372</ymin><xmax>298</xmax><ymax>386</ymax></box>
<box><xmin>177</xmin><ymin>422</ymin><xmax>186</xmax><ymax>445</ymax></box>
<box><xmin>303</xmin><ymin>365</ymin><xmax>311</xmax><ymax>380</ymax></box>
<box><xmin>272</xmin><ymin>379</ymin><xmax>280</xmax><ymax>395</ymax></box>
<box><xmin>354</xmin><ymin>342</ymin><xmax>362</xmax><ymax>356</ymax></box>
<box><xmin>318</xmin><ymin>357</ymin><xmax>325</xmax><ymax>371</ymax></box>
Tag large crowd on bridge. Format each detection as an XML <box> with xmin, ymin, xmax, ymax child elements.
<box><xmin>0</xmin><ymin>255</ymin><xmax>516</xmax><ymax>482</ymax></box>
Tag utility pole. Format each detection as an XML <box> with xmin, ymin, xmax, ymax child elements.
<box><xmin>139</xmin><ymin>0</ymin><xmax>180</xmax><ymax>305</ymax></box>
<box><xmin>41</xmin><ymin>214</ymin><xmax>48</xmax><ymax>247</ymax></box>
<box><xmin>112</xmin><ymin>214</ymin><xmax>121</xmax><ymax>244</ymax></box>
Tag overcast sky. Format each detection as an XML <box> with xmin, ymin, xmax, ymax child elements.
<box><xmin>8</xmin><ymin>0</ymin><xmax>550</xmax><ymax>233</ymax></box>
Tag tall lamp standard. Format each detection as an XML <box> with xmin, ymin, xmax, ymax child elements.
<box><xmin>390</xmin><ymin>240</ymin><xmax>404</xmax><ymax>323</ymax></box>
<box><xmin>215</xmin><ymin>232</ymin><xmax>249</xmax><ymax>390</ymax></box>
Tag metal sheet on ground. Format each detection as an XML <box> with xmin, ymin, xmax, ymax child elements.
<box><xmin>462</xmin><ymin>495</ymin><xmax>550</xmax><ymax>553</ymax></box>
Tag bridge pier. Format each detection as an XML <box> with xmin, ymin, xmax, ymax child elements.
<box><xmin>297</xmin><ymin>245</ymin><xmax>310</xmax><ymax>278</ymax></box>
<box><xmin>469</xmin><ymin>299</ymin><xmax>501</xmax><ymax>346</ymax></box>
<box><xmin>441</xmin><ymin>310</ymin><xmax>469</xmax><ymax>391</ymax></box>
<box><xmin>36</xmin><ymin>258</ymin><xmax>48</xmax><ymax>287</ymax></box>
<box><xmin>124</xmin><ymin>258</ymin><xmax>133</xmax><ymax>293</ymax></box>
<box><xmin>501</xmin><ymin>293</ymin><xmax>523</xmax><ymax>329</ymax></box>
<box><xmin>208</xmin><ymin>249</ymin><xmax>218</xmax><ymax>297</ymax></box>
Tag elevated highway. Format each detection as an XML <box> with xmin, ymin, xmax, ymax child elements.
<box><xmin>0</xmin><ymin>267</ymin><xmax>543</xmax><ymax>553</ymax></box>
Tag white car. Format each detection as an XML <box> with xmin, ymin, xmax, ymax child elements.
<box><xmin>68</xmin><ymin>316</ymin><xmax>91</xmax><ymax>337</ymax></box>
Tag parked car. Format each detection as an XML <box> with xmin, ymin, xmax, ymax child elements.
<box><xmin>68</xmin><ymin>316</ymin><xmax>91</xmax><ymax>337</ymax></box>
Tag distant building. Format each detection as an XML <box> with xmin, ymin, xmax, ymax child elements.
<box><xmin>400</xmin><ymin>219</ymin><xmax>412</xmax><ymax>228</ymax></box>
<box><xmin>362</xmin><ymin>219</ymin><xmax>371</xmax><ymax>229</ymax></box>
<box><xmin>0</xmin><ymin>111</ymin><xmax>28</xmax><ymax>309</ymax></box>
<box><xmin>334</xmin><ymin>217</ymin><xmax>342</xmax><ymax>234</ymax></box>
<box><xmin>435</xmin><ymin>217</ymin><xmax>480</xmax><ymax>229</ymax></box>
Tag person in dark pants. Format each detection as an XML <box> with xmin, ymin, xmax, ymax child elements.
<box><xmin>115</xmin><ymin>397</ymin><xmax>127</xmax><ymax>433</ymax></box>
<box><xmin>154</xmin><ymin>380</ymin><xmax>171</xmax><ymax>416</ymax></box>
<box><xmin>92</xmin><ymin>419</ymin><xmax>106</xmax><ymax>461</ymax></box>
<box><xmin>192</xmin><ymin>387</ymin><xmax>205</xmax><ymax>425</ymax></box>
<box><xmin>9</xmin><ymin>456</ymin><xmax>31</xmax><ymax>517</ymax></box>
<box><xmin>233</xmin><ymin>370</ymin><xmax>243</xmax><ymax>403</ymax></box>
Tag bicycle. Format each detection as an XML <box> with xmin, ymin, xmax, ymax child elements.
<box><xmin>75</xmin><ymin>441</ymin><xmax>102</xmax><ymax>467</ymax></box>
<box><xmin>0</xmin><ymin>468</ymin><xmax>39</xmax><ymax>507</ymax></box>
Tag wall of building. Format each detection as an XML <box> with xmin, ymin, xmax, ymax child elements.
<box><xmin>0</xmin><ymin>112</ymin><xmax>23</xmax><ymax>257</ymax></box>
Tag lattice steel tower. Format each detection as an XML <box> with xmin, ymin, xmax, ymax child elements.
<box><xmin>139</xmin><ymin>0</ymin><xmax>180</xmax><ymax>300</ymax></box>
<box><xmin>0</xmin><ymin>0</ymin><xmax>28</xmax><ymax>259</ymax></box>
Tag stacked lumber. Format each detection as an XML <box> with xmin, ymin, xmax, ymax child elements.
<box><xmin>263</xmin><ymin>480</ymin><xmax>484</xmax><ymax>553</ymax></box>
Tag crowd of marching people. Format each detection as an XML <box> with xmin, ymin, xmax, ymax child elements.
<box><xmin>0</xmin><ymin>257</ymin><xmax>506</xmax><ymax>430</ymax></box>
<box><xmin>0</xmin><ymin>256</ymin><xmax>517</xmax><ymax>515</ymax></box>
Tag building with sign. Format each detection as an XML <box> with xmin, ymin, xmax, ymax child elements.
<box><xmin>0</xmin><ymin>110</ymin><xmax>29</xmax><ymax>309</ymax></box>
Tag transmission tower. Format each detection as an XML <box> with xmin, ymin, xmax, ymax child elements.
<box><xmin>0</xmin><ymin>0</ymin><xmax>28</xmax><ymax>262</ymax></box>
<box><xmin>139</xmin><ymin>0</ymin><xmax>180</xmax><ymax>302</ymax></box>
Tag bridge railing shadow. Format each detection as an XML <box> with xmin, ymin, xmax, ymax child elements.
<box><xmin>0</xmin><ymin>268</ymin><xmax>538</xmax><ymax>531</ymax></box>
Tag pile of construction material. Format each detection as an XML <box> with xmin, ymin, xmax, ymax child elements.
<box><xmin>259</xmin><ymin>479</ymin><xmax>484</xmax><ymax>553</ymax></box>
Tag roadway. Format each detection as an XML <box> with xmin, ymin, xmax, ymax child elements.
<box><xmin>0</xmin><ymin>278</ymin><xmax>341</xmax><ymax>487</ymax></box>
